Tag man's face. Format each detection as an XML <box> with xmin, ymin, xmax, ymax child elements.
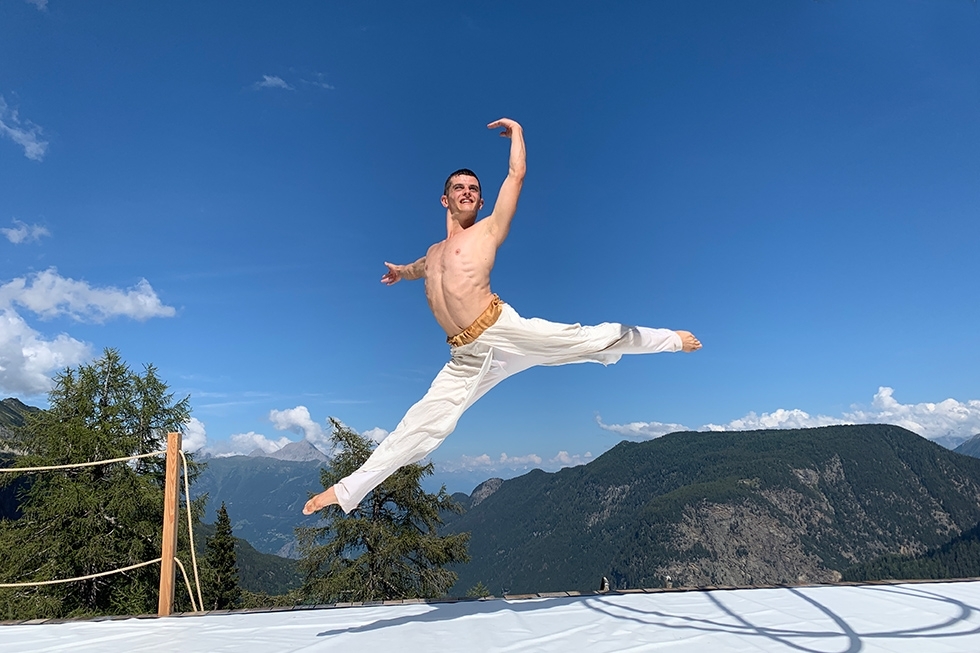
<box><xmin>442</xmin><ymin>175</ymin><xmax>483</xmax><ymax>214</ymax></box>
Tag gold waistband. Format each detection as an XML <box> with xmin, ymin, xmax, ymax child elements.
<box><xmin>447</xmin><ymin>295</ymin><xmax>503</xmax><ymax>347</ymax></box>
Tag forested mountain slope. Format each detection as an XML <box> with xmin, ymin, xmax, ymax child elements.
<box><xmin>445</xmin><ymin>424</ymin><xmax>980</xmax><ymax>595</ymax></box>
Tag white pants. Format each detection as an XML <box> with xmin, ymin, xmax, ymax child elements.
<box><xmin>334</xmin><ymin>303</ymin><xmax>682</xmax><ymax>512</ymax></box>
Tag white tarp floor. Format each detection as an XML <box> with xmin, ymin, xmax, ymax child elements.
<box><xmin>4</xmin><ymin>580</ymin><xmax>980</xmax><ymax>652</ymax></box>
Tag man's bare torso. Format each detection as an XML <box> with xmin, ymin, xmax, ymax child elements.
<box><xmin>424</xmin><ymin>219</ymin><xmax>499</xmax><ymax>337</ymax></box>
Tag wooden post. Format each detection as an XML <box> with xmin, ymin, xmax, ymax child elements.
<box><xmin>157</xmin><ymin>431</ymin><xmax>182</xmax><ymax>616</ymax></box>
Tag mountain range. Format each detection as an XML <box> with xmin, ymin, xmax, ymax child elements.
<box><xmin>441</xmin><ymin>424</ymin><xmax>980</xmax><ymax>595</ymax></box>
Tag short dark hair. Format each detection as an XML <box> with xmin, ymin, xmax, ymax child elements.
<box><xmin>444</xmin><ymin>169</ymin><xmax>481</xmax><ymax>196</ymax></box>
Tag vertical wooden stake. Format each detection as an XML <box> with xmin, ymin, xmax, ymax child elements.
<box><xmin>157</xmin><ymin>431</ymin><xmax>182</xmax><ymax>616</ymax></box>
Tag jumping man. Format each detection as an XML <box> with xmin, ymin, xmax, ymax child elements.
<box><xmin>303</xmin><ymin>118</ymin><xmax>701</xmax><ymax>515</ymax></box>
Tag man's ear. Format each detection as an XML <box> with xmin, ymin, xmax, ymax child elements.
<box><xmin>479</xmin><ymin>198</ymin><xmax>484</xmax><ymax>210</ymax></box>
<box><xmin>441</xmin><ymin>195</ymin><xmax>450</xmax><ymax>208</ymax></box>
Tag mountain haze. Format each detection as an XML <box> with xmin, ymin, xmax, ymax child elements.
<box><xmin>249</xmin><ymin>440</ymin><xmax>329</xmax><ymax>463</ymax></box>
<box><xmin>953</xmin><ymin>434</ymin><xmax>980</xmax><ymax>459</ymax></box>
<box><xmin>192</xmin><ymin>455</ymin><xmax>325</xmax><ymax>557</ymax></box>
<box><xmin>444</xmin><ymin>424</ymin><xmax>980</xmax><ymax>595</ymax></box>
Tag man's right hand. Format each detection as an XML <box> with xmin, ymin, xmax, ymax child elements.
<box><xmin>381</xmin><ymin>262</ymin><xmax>404</xmax><ymax>285</ymax></box>
<box><xmin>488</xmin><ymin>118</ymin><xmax>522</xmax><ymax>139</ymax></box>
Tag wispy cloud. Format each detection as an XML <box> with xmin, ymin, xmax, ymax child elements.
<box><xmin>2</xmin><ymin>219</ymin><xmax>50</xmax><ymax>244</ymax></box>
<box><xmin>437</xmin><ymin>450</ymin><xmax>598</xmax><ymax>474</ymax></box>
<box><xmin>253</xmin><ymin>75</ymin><xmax>294</xmax><ymax>91</ymax></box>
<box><xmin>597</xmin><ymin>387</ymin><xmax>980</xmax><ymax>444</ymax></box>
<box><xmin>0</xmin><ymin>268</ymin><xmax>176</xmax><ymax>323</ymax></box>
<box><xmin>300</xmin><ymin>72</ymin><xmax>335</xmax><ymax>90</ymax></box>
<box><xmin>25</xmin><ymin>0</ymin><xmax>47</xmax><ymax>11</ymax></box>
<box><xmin>594</xmin><ymin>416</ymin><xmax>691</xmax><ymax>439</ymax></box>
<box><xmin>0</xmin><ymin>95</ymin><xmax>49</xmax><ymax>161</ymax></box>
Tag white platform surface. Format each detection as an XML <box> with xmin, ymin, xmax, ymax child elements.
<box><xmin>4</xmin><ymin>581</ymin><xmax>980</xmax><ymax>652</ymax></box>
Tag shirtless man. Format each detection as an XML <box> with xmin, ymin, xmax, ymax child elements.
<box><xmin>303</xmin><ymin>118</ymin><xmax>701</xmax><ymax>515</ymax></box>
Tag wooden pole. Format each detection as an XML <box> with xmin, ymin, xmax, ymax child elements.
<box><xmin>157</xmin><ymin>431</ymin><xmax>181</xmax><ymax>616</ymax></box>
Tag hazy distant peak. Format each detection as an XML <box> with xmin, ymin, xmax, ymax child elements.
<box><xmin>249</xmin><ymin>440</ymin><xmax>329</xmax><ymax>463</ymax></box>
<box><xmin>470</xmin><ymin>477</ymin><xmax>503</xmax><ymax>507</ymax></box>
<box><xmin>954</xmin><ymin>433</ymin><xmax>980</xmax><ymax>459</ymax></box>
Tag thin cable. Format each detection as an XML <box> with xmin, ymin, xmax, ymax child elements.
<box><xmin>178</xmin><ymin>449</ymin><xmax>204</xmax><ymax>612</ymax></box>
<box><xmin>0</xmin><ymin>450</ymin><xmax>167</xmax><ymax>474</ymax></box>
<box><xmin>0</xmin><ymin>558</ymin><xmax>163</xmax><ymax>588</ymax></box>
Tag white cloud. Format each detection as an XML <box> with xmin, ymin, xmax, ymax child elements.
<box><xmin>550</xmin><ymin>450</ymin><xmax>593</xmax><ymax>467</ymax></box>
<box><xmin>2</xmin><ymin>219</ymin><xmax>50</xmax><ymax>244</ymax></box>
<box><xmin>269</xmin><ymin>405</ymin><xmax>328</xmax><ymax>448</ymax></box>
<box><xmin>598</xmin><ymin>387</ymin><xmax>980</xmax><ymax>444</ymax></box>
<box><xmin>0</xmin><ymin>308</ymin><xmax>89</xmax><ymax>395</ymax></box>
<box><xmin>0</xmin><ymin>268</ymin><xmax>176</xmax><ymax>322</ymax></box>
<box><xmin>26</xmin><ymin>0</ymin><xmax>48</xmax><ymax>10</ymax></box>
<box><xmin>218</xmin><ymin>431</ymin><xmax>292</xmax><ymax>457</ymax></box>
<box><xmin>438</xmin><ymin>453</ymin><xmax>495</xmax><ymax>473</ymax></box>
<box><xmin>842</xmin><ymin>387</ymin><xmax>980</xmax><ymax>442</ymax></box>
<box><xmin>361</xmin><ymin>427</ymin><xmax>389</xmax><ymax>444</ymax></box>
<box><xmin>702</xmin><ymin>409</ymin><xmax>848</xmax><ymax>432</ymax></box>
<box><xmin>253</xmin><ymin>75</ymin><xmax>293</xmax><ymax>91</ymax></box>
<box><xmin>499</xmin><ymin>452</ymin><xmax>542</xmax><ymax>467</ymax></box>
<box><xmin>0</xmin><ymin>268</ymin><xmax>175</xmax><ymax>395</ymax></box>
<box><xmin>182</xmin><ymin>417</ymin><xmax>207</xmax><ymax>453</ymax></box>
<box><xmin>595</xmin><ymin>415</ymin><xmax>691</xmax><ymax>439</ymax></box>
<box><xmin>0</xmin><ymin>95</ymin><xmax>48</xmax><ymax>161</ymax></box>
<box><xmin>438</xmin><ymin>450</ymin><xmax>595</xmax><ymax>474</ymax></box>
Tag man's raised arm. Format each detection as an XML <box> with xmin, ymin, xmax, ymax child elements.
<box><xmin>381</xmin><ymin>257</ymin><xmax>426</xmax><ymax>285</ymax></box>
<box><xmin>485</xmin><ymin>118</ymin><xmax>526</xmax><ymax>246</ymax></box>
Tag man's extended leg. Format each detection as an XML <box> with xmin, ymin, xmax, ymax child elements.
<box><xmin>304</xmin><ymin>305</ymin><xmax>699</xmax><ymax>514</ymax></box>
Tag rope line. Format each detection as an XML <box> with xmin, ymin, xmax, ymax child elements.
<box><xmin>0</xmin><ymin>442</ymin><xmax>208</xmax><ymax>614</ymax></box>
<box><xmin>0</xmin><ymin>450</ymin><xmax>167</xmax><ymax>474</ymax></box>
<box><xmin>179</xmin><ymin>449</ymin><xmax>204</xmax><ymax>611</ymax></box>
<box><xmin>0</xmin><ymin>558</ymin><xmax>163</xmax><ymax>588</ymax></box>
<box><xmin>174</xmin><ymin>557</ymin><xmax>199</xmax><ymax>613</ymax></box>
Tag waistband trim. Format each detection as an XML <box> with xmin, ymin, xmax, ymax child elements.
<box><xmin>447</xmin><ymin>295</ymin><xmax>503</xmax><ymax>347</ymax></box>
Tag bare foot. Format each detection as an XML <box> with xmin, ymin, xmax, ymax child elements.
<box><xmin>674</xmin><ymin>330</ymin><xmax>702</xmax><ymax>352</ymax></box>
<box><xmin>303</xmin><ymin>486</ymin><xmax>339</xmax><ymax>515</ymax></box>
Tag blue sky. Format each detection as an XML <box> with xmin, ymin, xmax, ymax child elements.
<box><xmin>2</xmin><ymin>1</ymin><xmax>978</xmax><ymax>493</ymax></box>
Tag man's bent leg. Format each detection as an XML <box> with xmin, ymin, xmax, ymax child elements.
<box><xmin>305</xmin><ymin>345</ymin><xmax>497</xmax><ymax>514</ymax></box>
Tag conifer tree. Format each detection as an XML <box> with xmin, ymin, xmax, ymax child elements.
<box><xmin>203</xmin><ymin>502</ymin><xmax>242</xmax><ymax>610</ymax></box>
<box><xmin>0</xmin><ymin>349</ymin><xmax>194</xmax><ymax>619</ymax></box>
<box><xmin>297</xmin><ymin>419</ymin><xmax>470</xmax><ymax>603</ymax></box>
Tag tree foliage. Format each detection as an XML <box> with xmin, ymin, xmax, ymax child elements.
<box><xmin>203</xmin><ymin>502</ymin><xmax>242</xmax><ymax>610</ymax></box>
<box><xmin>0</xmin><ymin>349</ymin><xmax>196</xmax><ymax>619</ymax></box>
<box><xmin>297</xmin><ymin>419</ymin><xmax>470</xmax><ymax>603</ymax></box>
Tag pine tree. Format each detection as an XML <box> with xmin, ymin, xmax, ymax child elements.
<box><xmin>203</xmin><ymin>502</ymin><xmax>242</xmax><ymax>610</ymax></box>
<box><xmin>0</xmin><ymin>349</ymin><xmax>195</xmax><ymax>619</ymax></box>
<box><xmin>297</xmin><ymin>419</ymin><xmax>470</xmax><ymax>603</ymax></box>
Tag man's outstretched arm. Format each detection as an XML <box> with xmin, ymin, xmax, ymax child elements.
<box><xmin>381</xmin><ymin>257</ymin><xmax>426</xmax><ymax>285</ymax></box>
<box><xmin>485</xmin><ymin>118</ymin><xmax>526</xmax><ymax>247</ymax></box>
